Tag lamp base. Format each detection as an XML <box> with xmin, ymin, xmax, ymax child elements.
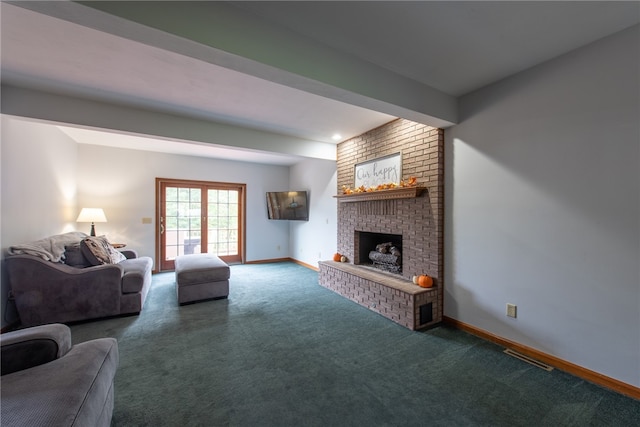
<box><xmin>90</xmin><ymin>223</ymin><xmax>96</xmax><ymax>237</ymax></box>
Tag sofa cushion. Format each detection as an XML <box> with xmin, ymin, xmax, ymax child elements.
<box><xmin>81</xmin><ymin>236</ymin><xmax>126</xmax><ymax>265</ymax></box>
<box><xmin>64</xmin><ymin>243</ymin><xmax>91</xmax><ymax>268</ymax></box>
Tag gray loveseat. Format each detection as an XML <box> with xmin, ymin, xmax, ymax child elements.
<box><xmin>5</xmin><ymin>232</ymin><xmax>153</xmax><ymax>327</ymax></box>
<box><xmin>1</xmin><ymin>323</ymin><xmax>118</xmax><ymax>426</ymax></box>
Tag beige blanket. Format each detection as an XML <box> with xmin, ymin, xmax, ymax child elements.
<box><xmin>8</xmin><ymin>231</ymin><xmax>88</xmax><ymax>262</ymax></box>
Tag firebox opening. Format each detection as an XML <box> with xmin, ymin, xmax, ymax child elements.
<box><xmin>355</xmin><ymin>231</ymin><xmax>402</xmax><ymax>274</ymax></box>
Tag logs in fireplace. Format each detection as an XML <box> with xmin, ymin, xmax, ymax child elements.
<box><xmin>369</xmin><ymin>242</ymin><xmax>401</xmax><ymax>274</ymax></box>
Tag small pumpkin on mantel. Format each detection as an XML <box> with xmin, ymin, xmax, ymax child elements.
<box><xmin>333</xmin><ymin>253</ymin><xmax>342</xmax><ymax>262</ymax></box>
<box><xmin>417</xmin><ymin>275</ymin><xmax>434</xmax><ymax>288</ymax></box>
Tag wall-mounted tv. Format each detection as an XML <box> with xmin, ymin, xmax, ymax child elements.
<box><xmin>266</xmin><ymin>191</ymin><xmax>309</xmax><ymax>221</ymax></box>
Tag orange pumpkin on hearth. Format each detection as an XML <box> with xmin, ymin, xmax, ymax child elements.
<box><xmin>417</xmin><ymin>275</ymin><xmax>433</xmax><ymax>288</ymax></box>
<box><xmin>333</xmin><ymin>253</ymin><xmax>342</xmax><ymax>262</ymax></box>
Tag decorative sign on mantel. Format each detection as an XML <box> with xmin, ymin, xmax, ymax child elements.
<box><xmin>354</xmin><ymin>152</ymin><xmax>402</xmax><ymax>188</ymax></box>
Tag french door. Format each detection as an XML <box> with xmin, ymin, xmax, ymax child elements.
<box><xmin>156</xmin><ymin>178</ymin><xmax>245</xmax><ymax>271</ymax></box>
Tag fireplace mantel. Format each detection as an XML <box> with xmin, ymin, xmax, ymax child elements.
<box><xmin>334</xmin><ymin>187</ymin><xmax>426</xmax><ymax>203</ymax></box>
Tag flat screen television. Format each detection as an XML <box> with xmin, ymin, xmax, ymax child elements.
<box><xmin>266</xmin><ymin>191</ymin><xmax>309</xmax><ymax>221</ymax></box>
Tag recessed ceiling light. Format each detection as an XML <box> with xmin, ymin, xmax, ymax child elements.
<box><xmin>332</xmin><ymin>134</ymin><xmax>342</xmax><ymax>141</ymax></box>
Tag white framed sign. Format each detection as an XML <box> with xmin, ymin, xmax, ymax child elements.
<box><xmin>354</xmin><ymin>152</ymin><xmax>402</xmax><ymax>188</ymax></box>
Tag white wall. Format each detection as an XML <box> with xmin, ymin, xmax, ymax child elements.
<box><xmin>289</xmin><ymin>158</ymin><xmax>338</xmax><ymax>267</ymax></box>
<box><xmin>445</xmin><ymin>25</ymin><xmax>639</xmax><ymax>387</ymax></box>
<box><xmin>1</xmin><ymin>117</ymin><xmax>79</xmax><ymax>239</ymax></box>
<box><xmin>76</xmin><ymin>144</ymin><xmax>291</xmax><ymax>263</ymax></box>
<box><xmin>1</xmin><ymin>116</ymin><xmax>80</xmax><ymax>325</ymax></box>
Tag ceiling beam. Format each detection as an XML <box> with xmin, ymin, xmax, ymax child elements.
<box><xmin>13</xmin><ymin>0</ymin><xmax>458</xmax><ymax>128</ymax></box>
<box><xmin>1</xmin><ymin>85</ymin><xmax>337</xmax><ymax>161</ymax></box>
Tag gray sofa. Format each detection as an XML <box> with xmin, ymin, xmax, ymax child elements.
<box><xmin>1</xmin><ymin>323</ymin><xmax>119</xmax><ymax>426</ymax></box>
<box><xmin>5</xmin><ymin>232</ymin><xmax>153</xmax><ymax>327</ymax></box>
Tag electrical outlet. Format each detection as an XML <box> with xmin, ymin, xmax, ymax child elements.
<box><xmin>506</xmin><ymin>303</ymin><xmax>517</xmax><ymax>318</ymax></box>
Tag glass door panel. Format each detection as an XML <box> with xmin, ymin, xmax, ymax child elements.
<box><xmin>158</xmin><ymin>179</ymin><xmax>244</xmax><ymax>271</ymax></box>
<box><xmin>207</xmin><ymin>189</ymin><xmax>241</xmax><ymax>262</ymax></box>
<box><xmin>160</xmin><ymin>185</ymin><xmax>203</xmax><ymax>270</ymax></box>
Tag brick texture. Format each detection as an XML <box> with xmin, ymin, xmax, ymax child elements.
<box><xmin>319</xmin><ymin>119</ymin><xmax>444</xmax><ymax>330</ymax></box>
<box><xmin>319</xmin><ymin>261</ymin><xmax>440</xmax><ymax>330</ymax></box>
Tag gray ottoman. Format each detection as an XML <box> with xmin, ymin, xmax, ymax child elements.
<box><xmin>175</xmin><ymin>253</ymin><xmax>230</xmax><ymax>305</ymax></box>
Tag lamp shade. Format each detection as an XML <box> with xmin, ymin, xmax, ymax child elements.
<box><xmin>76</xmin><ymin>208</ymin><xmax>107</xmax><ymax>223</ymax></box>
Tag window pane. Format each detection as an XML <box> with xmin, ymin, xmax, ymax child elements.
<box><xmin>165</xmin><ymin>230</ymin><xmax>178</xmax><ymax>245</ymax></box>
<box><xmin>178</xmin><ymin>188</ymin><xmax>190</xmax><ymax>201</ymax></box>
<box><xmin>166</xmin><ymin>187</ymin><xmax>178</xmax><ymax>200</ymax></box>
<box><xmin>166</xmin><ymin>217</ymin><xmax>178</xmax><ymax>229</ymax></box>
<box><xmin>165</xmin><ymin>201</ymin><xmax>178</xmax><ymax>217</ymax></box>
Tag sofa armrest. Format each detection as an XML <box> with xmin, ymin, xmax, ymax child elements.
<box><xmin>120</xmin><ymin>249</ymin><xmax>138</xmax><ymax>259</ymax></box>
<box><xmin>1</xmin><ymin>336</ymin><xmax>119</xmax><ymax>427</ymax></box>
<box><xmin>1</xmin><ymin>323</ymin><xmax>72</xmax><ymax>375</ymax></box>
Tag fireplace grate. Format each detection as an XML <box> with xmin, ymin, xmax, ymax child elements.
<box><xmin>371</xmin><ymin>261</ymin><xmax>401</xmax><ymax>274</ymax></box>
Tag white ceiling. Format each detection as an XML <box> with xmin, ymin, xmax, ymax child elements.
<box><xmin>2</xmin><ymin>1</ymin><xmax>638</xmax><ymax>165</ymax></box>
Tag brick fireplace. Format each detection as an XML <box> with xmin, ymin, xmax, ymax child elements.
<box><xmin>318</xmin><ymin>119</ymin><xmax>444</xmax><ymax>330</ymax></box>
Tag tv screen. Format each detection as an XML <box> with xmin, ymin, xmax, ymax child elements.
<box><xmin>266</xmin><ymin>191</ymin><xmax>309</xmax><ymax>221</ymax></box>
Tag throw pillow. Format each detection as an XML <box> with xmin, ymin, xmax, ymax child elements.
<box><xmin>81</xmin><ymin>237</ymin><xmax>111</xmax><ymax>265</ymax></box>
<box><xmin>108</xmin><ymin>244</ymin><xmax>127</xmax><ymax>264</ymax></box>
<box><xmin>81</xmin><ymin>236</ymin><xmax>126</xmax><ymax>265</ymax></box>
<box><xmin>63</xmin><ymin>243</ymin><xmax>91</xmax><ymax>268</ymax></box>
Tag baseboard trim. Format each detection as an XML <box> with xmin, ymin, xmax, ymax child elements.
<box><xmin>290</xmin><ymin>259</ymin><xmax>319</xmax><ymax>271</ymax></box>
<box><xmin>244</xmin><ymin>257</ymin><xmax>292</xmax><ymax>265</ymax></box>
<box><xmin>244</xmin><ymin>257</ymin><xmax>319</xmax><ymax>271</ymax></box>
<box><xmin>443</xmin><ymin>316</ymin><xmax>640</xmax><ymax>401</ymax></box>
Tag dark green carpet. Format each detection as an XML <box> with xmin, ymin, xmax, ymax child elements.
<box><xmin>70</xmin><ymin>262</ymin><xmax>640</xmax><ymax>426</ymax></box>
